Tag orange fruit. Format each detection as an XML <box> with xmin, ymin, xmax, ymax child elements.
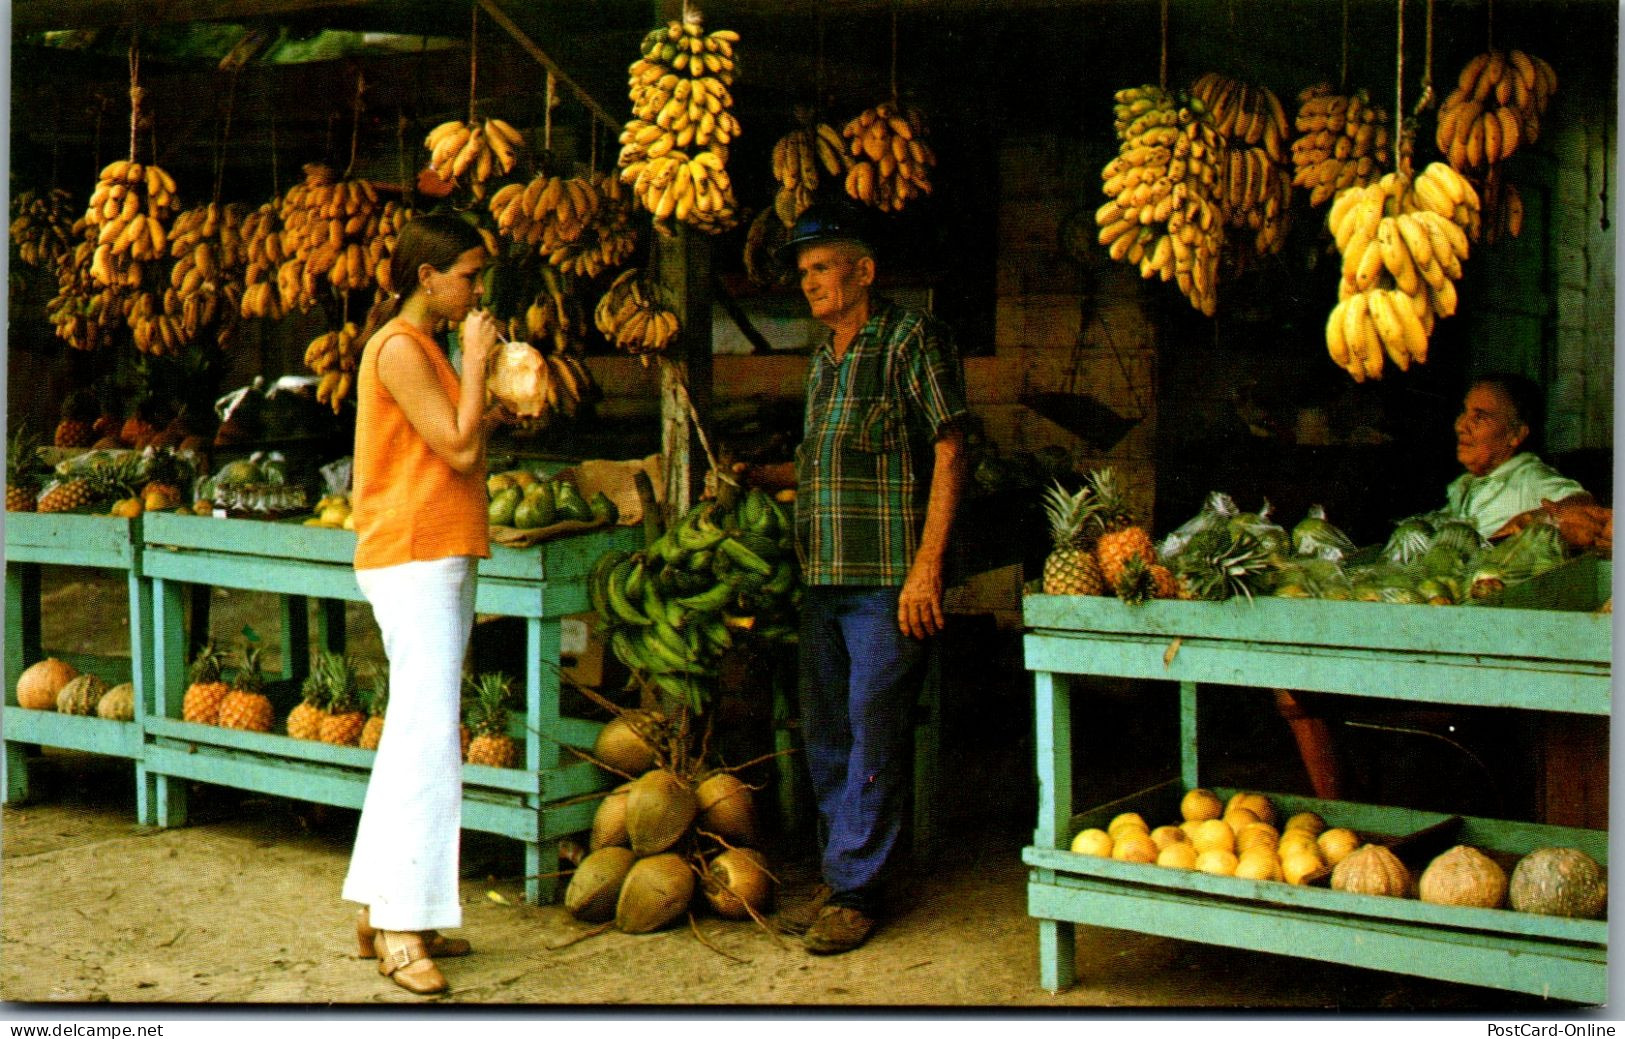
<box><xmin>1191</xmin><ymin>818</ymin><xmax>1236</xmax><ymax>854</ymax></box>
<box><xmin>1283</xmin><ymin>811</ymin><xmax>1327</xmax><ymax>836</ymax></box>
<box><xmin>1222</xmin><ymin>807</ymin><xmax>1261</xmax><ymax>835</ymax></box>
<box><xmin>1283</xmin><ymin>849</ymin><xmax>1327</xmax><ymax>886</ymax></box>
<box><xmin>1236</xmin><ymin>822</ymin><xmax>1281</xmax><ymax>855</ymax></box>
<box><xmin>1226</xmin><ymin>791</ymin><xmax>1277</xmax><ymax>826</ymax></box>
<box><xmin>1111</xmin><ymin>833</ymin><xmax>1158</xmax><ymax>864</ymax></box>
<box><xmin>1107</xmin><ymin>812</ymin><xmax>1150</xmax><ymax>838</ymax></box>
<box><xmin>1149</xmin><ymin>825</ymin><xmax>1189</xmax><ymax>851</ymax></box>
<box><xmin>1195</xmin><ymin>849</ymin><xmax>1239</xmax><ymax>876</ymax></box>
<box><xmin>1157</xmin><ymin>843</ymin><xmax>1198</xmax><ymax>870</ymax></box>
<box><xmin>1070</xmin><ymin>828</ymin><xmax>1113</xmax><ymax>857</ymax></box>
<box><xmin>1317</xmin><ymin>827</ymin><xmax>1360</xmax><ymax>866</ymax></box>
<box><xmin>1180</xmin><ymin>788</ymin><xmax>1224</xmax><ymax>822</ymax></box>
<box><xmin>1236</xmin><ymin>849</ymin><xmax>1284</xmax><ymax>882</ymax></box>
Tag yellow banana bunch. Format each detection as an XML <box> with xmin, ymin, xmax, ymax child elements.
<box><xmin>1290</xmin><ymin>84</ymin><xmax>1392</xmax><ymax>206</ymax></box>
<box><xmin>619</xmin><ymin>11</ymin><xmax>741</xmax><ymax>235</ymax></box>
<box><xmin>45</xmin><ymin>225</ymin><xmax>126</xmax><ymax>350</ymax></box>
<box><xmin>423</xmin><ymin>117</ymin><xmax>524</xmax><ymax>200</ymax></box>
<box><xmin>275</xmin><ymin>163</ymin><xmax>382</xmax><ymax>311</ymax></box>
<box><xmin>10</xmin><ymin>188</ymin><xmax>77</xmax><ymax>271</ymax></box>
<box><xmin>1189</xmin><ymin>73</ymin><xmax>1292</xmax><ymax>254</ymax></box>
<box><xmin>163</xmin><ymin>202</ymin><xmax>250</xmax><ymax>346</ymax></box>
<box><xmin>489</xmin><ymin>174</ymin><xmax>600</xmax><ymax>254</ymax></box>
<box><xmin>1323</xmin><ymin>163</ymin><xmax>1479</xmax><ymax>381</ymax></box>
<box><xmin>124</xmin><ymin>288</ymin><xmax>187</xmax><ymax>356</ymax></box>
<box><xmin>1097</xmin><ymin>84</ymin><xmax>1227</xmax><ymax>316</ymax></box>
<box><xmin>1437</xmin><ymin>50</ymin><xmax>1556</xmax><ymax>173</ymax></box>
<box><xmin>240</xmin><ymin>201</ymin><xmax>289</xmax><ymax>320</ymax></box>
<box><xmin>841</xmin><ymin>101</ymin><xmax>936</xmax><ymax>214</ymax></box>
<box><xmin>548</xmin><ymin>172</ymin><xmax>638</xmax><ymax>280</ymax></box>
<box><xmin>521</xmin><ymin>265</ymin><xmax>585</xmax><ymax>355</ymax></box>
<box><xmin>307</xmin><ymin>321</ymin><xmax>363</xmax><ymax>413</ymax></box>
<box><xmin>594</xmin><ymin>268</ymin><xmax>681</xmax><ymax>361</ymax></box>
<box><xmin>1477</xmin><ymin>169</ymin><xmax>1525</xmax><ymax>247</ymax></box>
<box><xmin>771</xmin><ymin>120</ymin><xmax>850</xmax><ymax>226</ymax></box>
<box><xmin>81</xmin><ymin>159</ymin><xmax>180</xmax><ymax>289</ymax></box>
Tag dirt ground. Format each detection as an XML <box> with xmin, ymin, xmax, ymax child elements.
<box><xmin>0</xmin><ymin>571</ymin><xmax>1585</xmax><ymax>1013</ymax></box>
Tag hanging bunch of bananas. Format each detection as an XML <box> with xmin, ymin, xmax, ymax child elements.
<box><xmin>1323</xmin><ymin>163</ymin><xmax>1480</xmax><ymax>381</ymax></box>
<box><xmin>1188</xmin><ymin>74</ymin><xmax>1292</xmax><ymax>254</ymax></box>
<box><xmin>1437</xmin><ymin>50</ymin><xmax>1556</xmax><ymax>172</ymax></box>
<box><xmin>594</xmin><ymin>267</ymin><xmax>680</xmax><ymax>360</ymax></box>
<box><xmin>10</xmin><ymin>188</ymin><xmax>77</xmax><ymax>271</ymax></box>
<box><xmin>304</xmin><ymin>321</ymin><xmax>363</xmax><ymax>413</ymax></box>
<box><xmin>46</xmin><ymin>224</ymin><xmax>126</xmax><ymax>350</ymax></box>
<box><xmin>548</xmin><ymin>172</ymin><xmax>639</xmax><ymax>279</ymax></box>
<box><xmin>589</xmin><ymin>488</ymin><xmax>800</xmax><ymax>713</ymax></box>
<box><xmin>82</xmin><ymin>159</ymin><xmax>180</xmax><ymax>289</ymax></box>
<box><xmin>1096</xmin><ymin>85</ymin><xmax>1227</xmax><ymax>316</ymax></box>
<box><xmin>1290</xmin><ymin>85</ymin><xmax>1393</xmax><ymax>206</ymax></box>
<box><xmin>841</xmin><ymin>101</ymin><xmax>936</xmax><ymax>214</ymax></box>
<box><xmin>771</xmin><ymin>115</ymin><xmax>850</xmax><ymax>226</ymax></box>
<box><xmin>239</xmin><ymin>201</ymin><xmax>290</xmax><ymax>320</ymax></box>
<box><xmin>276</xmin><ymin>163</ymin><xmax>381</xmax><ymax>312</ymax></box>
<box><xmin>618</xmin><ymin>11</ymin><xmax>742</xmax><ymax>235</ymax></box>
<box><xmin>369</xmin><ymin>199</ymin><xmax>416</xmax><ymax>292</ymax></box>
<box><xmin>519</xmin><ymin>265</ymin><xmax>587</xmax><ymax>354</ymax></box>
<box><xmin>124</xmin><ymin>288</ymin><xmax>186</xmax><ymax>355</ymax></box>
<box><xmin>742</xmin><ymin>206</ymin><xmax>793</xmax><ymax>288</ymax></box>
<box><xmin>163</xmin><ymin>201</ymin><xmax>250</xmax><ymax>347</ymax></box>
<box><xmin>489</xmin><ymin>173</ymin><xmax>600</xmax><ymax>255</ymax></box>
<box><xmin>423</xmin><ymin>117</ymin><xmax>525</xmax><ymax>201</ymax></box>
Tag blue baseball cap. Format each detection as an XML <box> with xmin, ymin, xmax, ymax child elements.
<box><xmin>776</xmin><ymin>200</ymin><xmax>876</xmax><ymax>264</ymax></box>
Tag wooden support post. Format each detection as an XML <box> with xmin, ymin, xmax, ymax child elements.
<box><xmin>655</xmin><ymin>226</ymin><xmax>713</xmax><ymax>518</ymax></box>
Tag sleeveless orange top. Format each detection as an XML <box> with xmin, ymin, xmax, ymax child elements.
<box><xmin>352</xmin><ymin>317</ymin><xmax>489</xmax><ymax>570</ymax></box>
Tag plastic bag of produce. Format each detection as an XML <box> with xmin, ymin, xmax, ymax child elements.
<box><xmin>1228</xmin><ymin>500</ymin><xmax>1293</xmax><ymax>558</ymax></box>
<box><xmin>1157</xmin><ymin>491</ymin><xmax>1238</xmax><ymax>561</ymax></box>
<box><xmin>1380</xmin><ymin>513</ymin><xmax>1437</xmax><ymax>565</ymax></box>
<box><xmin>1294</xmin><ymin>504</ymin><xmax>1359</xmax><ymax>562</ymax></box>
<box><xmin>1268</xmin><ymin>556</ymin><xmax>1353</xmax><ymax>599</ymax></box>
<box><xmin>1465</xmin><ymin>517</ymin><xmax>1570</xmax><ymax>601</ymax></box>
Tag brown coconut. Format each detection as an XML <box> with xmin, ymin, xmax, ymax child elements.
<box><xmin>703</xmin><ymin>848</ymin><xmax>774</xmax><ymax>920</ymax></box>
<box><xmin>695</xmin><ymin>772</ymin><xmax>757</xmax><ymax>846</ymax></box>
<box><xmin>55</xmin><ymin>673</ymin><xmax>108</xmax><ymax>716</ymax></box>
<box><xmin>565</xmin><ymin>846</ymin><xmax>636</xmax><ymax>923</ymax></box>
<box><xmin>625</xmin><ymin>769</ymin><xmax>699</xmax><ymax>856</ymax></box>
<box><xmin>1418</xmin><ymin>845</ymin><xmax>1508</xmax><ymax>909</ymax></box>
<box><xmin>615</xmin><ymin>852</ymin><xmax>697</xmax><ymax>933</ymax></box>
<box><xmin>16</xmin><ymin>658</ymin><xmax>78</xmax><ymax>710</ymax></box>
<box><xmin>589</xmin><ymin>783</ymin><xmax>633</xmax><ymax>851</ymax></box>
<box><xmin>593</xmin><ymin>711</ymin><xmax>662</xmax><ymax>774</ymax></box>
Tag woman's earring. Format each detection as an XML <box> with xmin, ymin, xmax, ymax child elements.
<box><xmin>425</xmin><ymin>284</ymin><xmax>433</xmax><ymax>297</ymax></box>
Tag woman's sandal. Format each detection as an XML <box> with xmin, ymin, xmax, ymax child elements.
<box><xmin>356</xmin><ymin>907</ymin><xmax>472</xmax><ymax>958</ymax></box>
<box><xmin>373</xmin><ymin>929</ymin><xmax>447</xmax><ymax>996</ymax></box>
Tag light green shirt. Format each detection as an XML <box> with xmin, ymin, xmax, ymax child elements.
<box><xmin>1444</xmin><ymin>452</ymin><xmax>1586</xmax><ymax>538</ymax></box>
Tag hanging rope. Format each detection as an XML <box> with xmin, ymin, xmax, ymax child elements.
<box><xmin>344</xmin><ymin>68</ymin><xmax>366</xmax><ymax>179</ymax></box>
<box><xmin>1395</xmin><ymin>0</ymin><xmax>1405</xmax><ymax>175</ymax></box>
<box><xmin>1159</xmin><ymin>0</ymin><xmax>1170</xmax><ymax>91</ymax></box>
<box><xmin>890</xmin><ymin>8</ymin><xmax>900</xmax><ymax>102</ymax></box>
<box><xmin>127</xmin><ymin>32</ymin><xmax>143</xmax><ymax>162</ymax></box>
<box><xmin>1413</xmin><ymin>0</ymin><xmax>1435</xmax><ymax>116</ymax></box>
<box><xmin>467</xmin><ymin>2</ymin><xmax>480</xmax><ymax>124</ymax></box>
<box><xmin>1340</xmin><ymin>0</ymin><xmax>1349</xmax><ymax>91</ymax></box>
<box><xmin>213</xmin><ymin>67</ymin><xmax>241</xmax><ymax>205</ymax></box>
<box><xmin>544</xmin><ymin>70</ymin><xmax>555</xmax><ymax>152</ymax></box>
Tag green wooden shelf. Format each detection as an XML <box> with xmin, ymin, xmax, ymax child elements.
<box><xmin>1022</xmin><ymin>557</ymin><xmax>1611</xmax><ymax>1003</ymax></box>
<box><xmin>139</xmin><ymin>511</ymin><xmax>642</xmax><ymax>905</ymax></box>
<box><xmin>5</xmin><ymin>512</ymin><xmax>152</xmax><ymax>817</ymax></box>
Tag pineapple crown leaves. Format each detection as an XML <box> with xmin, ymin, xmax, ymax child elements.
<box><xmin>187</xmin><ymin>640</ymin><xmax>225</xmax><ymax>684</ymax></box>
<box><xmin>1176</xmin><ymin>527</ymin><xmax>1273</xmax><ymax>602</ymax></box>
<box><xmin>1041</xmin><ymin>479</ymin><xmax>1101</xmax><ymax>549</ymax></box>
<box><xmin>1112</xmin><ymin>555</ymin><xmax>1158</xmax><ymax>606</ymax></box>
<box><xmin>363</xmin><ymin>660</ymin><xmax>389</xmax><ymax>716</ymax></box>
<box><xmin>466</xmin><ymin>671</ymin><xmax>513</xmax><ymax>735</ymax></box>
<box><xmin>233</xmin><ymin>637</ymin><xmax>267</xmax><ymax>694</ymax></box>
<box><xmin>323</xmin><ymin>651</ymin><xmax>361</xmax><ymax>714</ymax></box>
<box><xmin>7</xmin><ymin>424</ymin><xmax>45</xmax><ymax>484</ymax></box>
<box><xmin>1085</xmin><ymin>467</ymin><xmax>1136</xmax><ymax>529</ymax></box>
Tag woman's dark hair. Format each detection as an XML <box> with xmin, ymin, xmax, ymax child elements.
<box><xmin>1472</xmin><ymin>372</ymin><xmax>1545</xmax><ymax>451</ymax></box>
<box><xmin>358</xmin><ymin>213</ymin><xmax>487</xmax><ymax>346</ymax></box>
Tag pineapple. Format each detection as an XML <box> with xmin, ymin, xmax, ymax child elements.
<box><xmin>286</xmin><ymin>654</ymin><xmax>332</xmax><ymax>741</ymax></box>
<box><xmin>1041</xmin><ymin>480</ymin><xmax>1105</xmax><ymax>595</ymax></box>
<box><xmin>181</xmin><ymin>641</ymin><xmax>231</xmax><ymax>725</ymax></box>
<box><xmin>1113</xmin><ymin>556</ymin><xmax>1158</xmax><ymax>605</ymax></box>
<box><xmin>7</xmin><ymin>424</ymin><xmax>44</xmax><ymax>512</ymax></box>
<box><xmin>53</xmin><ymin>390</ymin><xmax>97</xmax><ymax>448</ymax></box>
<box><xmin>1148</xmin><ymin>563</ymin><xmax>1180</xmax><ymax>600</ymax></box>
<box><xmin>318</xmin><ymin>653</ymin><xmax>365</xmax><ymax>746</ymax></box>
<box><xmin>1088</xmin><ymin>468</ymin><xmax>1157</xmax><ymax>588</ymax></box>
<box><xmin>139</xmin><ymin>448</ymin><xmax>189</xmax><ymax>511</ymax></box>
<box><xmin>465</xmin><ymin>672</ymin><xmax>517</xmax><ymax>768</ymax></box>
<box><xmin>36</xmin><ymin>477</ymin><xmax>92</xmax><ymax>514</ymax></box>
<box><xmin>218</xmin><ymin>643</ymin><xmax>274</xmax><ymax>732</ymax></box>
<box><xmin>359</xmin><ymin>661</ymin><xmax>388</xmax><ymax>751</ymax></box>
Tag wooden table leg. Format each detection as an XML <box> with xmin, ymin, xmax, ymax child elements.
<box><xmin>150</xmin><ymin>577</ymin><xmax>190</xmax><ymax>827</ymax></box>
<box><xmin>1032</xmin><ymin>668</ymin><xmax>1077</xmax><ymax>991</ymax></box>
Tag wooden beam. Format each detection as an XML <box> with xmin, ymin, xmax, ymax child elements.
<box><xmin>474</xmin><ymin>0</ymin><xmax>621</xmax><ymax>133</ymax></box>
<box><xmin>13</xmin><ymin>0</ymin><xmax>376</xmax><ymax>35</ymax></box>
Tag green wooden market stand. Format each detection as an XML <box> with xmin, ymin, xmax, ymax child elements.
<box><xmin>139</xmin><ymin>510</ymin><xmax>641</xmax><ymax>904</ymax></box>
<box><xmin>4</xmin><ymin>512</ymin><xmax>152</xmax><ymax>817</ymax></box>
<box><xmin>1021</xmin><ymin>558</ymin><xmax>1611</xmax><ymax>1003</ymax></box>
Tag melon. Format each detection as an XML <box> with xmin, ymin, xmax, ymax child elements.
<box><xmin>1508</xmin><ymin>847</ymin><xmax>1606</xmax><ymax>919</ymax></box>
<box><xmin>1418</xmin><ymin>845</ymin><xmax>1507</xmax><ymax>909</ymax></box>
<box><xmin>1331</xmin><ymin>844</ymin><xmax>1411</xmax><ymax>898</ymax></box>
<box><xmin>565</xmin><ymin>846</ymin><xmax>636</xmax><ymax>923</ymax></box>
<box><xmin>16</xmin><ymin>658</ymin><xmax>77</xmax><ymax>710</ymax></box>
<box><xmin>615</xmin><ymin>852</ymin><xmax>696</xmax><ymax>933</ymax></box>
<box><xmin>55</xmin><ymin>673</ymin><xmax>108</xmax><ymax>716</ymax></box>
<box><xmin>96</xmin><ymin>682</ymin><xmax>136</xmax><ymax>721</ymax></box>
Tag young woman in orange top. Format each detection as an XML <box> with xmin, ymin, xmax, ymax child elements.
<box><xmin>341</xmin><ymin>213</ymin><xmax>503</xmax><ymax>996</ymax></box>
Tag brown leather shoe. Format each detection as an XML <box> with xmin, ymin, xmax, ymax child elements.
<box><xmin>774</xmin><ymin>882</ymin><xmax>834</xmax><ymax>936</ymax></box>
<box><xmin>374</xmin><ymin>929</ymin><xmax>448</xmax><ymax>996</ymax></box>
<box><xmin>357</xmin><ymin>907</ymin><xmax>472</xmax><ymax>958</ymax></box>
<box><xmin>803</xmin><ymin>905</ymin><xmax>877</xmax><ymax>955</ymax></box>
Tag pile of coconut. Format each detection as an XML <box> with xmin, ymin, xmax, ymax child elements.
<box><xmin>565</xmin><ymin>704</ymin><xmax>776</xmax><ymax>937</ymax></box>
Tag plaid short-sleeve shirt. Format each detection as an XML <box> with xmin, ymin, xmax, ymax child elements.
<box><xmin>794</xmin><ymin>298</ymin><xmax>970</xmax><ymax>586</ymax></box>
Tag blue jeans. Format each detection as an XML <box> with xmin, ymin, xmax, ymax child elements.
<box><xmin>798</xmin><ymin>585</ymin><xmax>929</xmax><ymax>910</ymax></box>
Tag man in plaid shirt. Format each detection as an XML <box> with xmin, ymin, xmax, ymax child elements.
<box><xmin>740</xmin><ymin>201</ymin><xmax>968</xmax><ymax>954</ymax></box>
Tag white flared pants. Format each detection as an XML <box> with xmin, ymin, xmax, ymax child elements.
<box><xmin>342</xmin><ymin>556</ymin><xmax>476</xmax><ymax>931</ymax></box>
